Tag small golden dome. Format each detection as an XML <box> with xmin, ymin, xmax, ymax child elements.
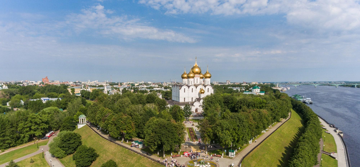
<box><xmin>181</xmin><ymin>71</ymin><xmax>188</xmax><ymax>79</ymax></box>
<box><xmin>204</xmin><ymin>66</ymin><xmax>211</xmax><ymax>78</ymax></box>
<box><xmin>200</xmin><ymin>88</ymin><xmax>205</xmax><ymax>94</ymax></box>
<box><xmin>188</xmin><ymin>70</ymin><xmax>195</xmax><ymax>78</ymax></box>
<box><xmin>181</xmin><ymin>68</ymin><xmax>188</xmax><ymax>79</ymax></box>
<box><xmin>200</xmin><ymin>73</ymin><xmax>204</xmax><ymax>79</ymax></box>
<box><xmin>191</xmin><ymin>57</ymin><xmax>202</xmax><ymax>74</ymax></box>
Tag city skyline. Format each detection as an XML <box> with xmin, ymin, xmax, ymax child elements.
<box><xmin>1</xmin><ymin>0</ymin><xmax>360</xmax><ymax>82</ymax></box>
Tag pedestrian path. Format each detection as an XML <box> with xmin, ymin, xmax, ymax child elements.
<box><xmin>0</xmin><ymin>131</ymin><xmax>64</xmax><ymax>167</ymax></box>
<box><xmin>318</xmin><ymin>117</ymin><xmax>348</xmax><ymax>167</ymax></box>
<box><xmin>174</xmin><ymin>112</ymin><xmax>292</xmax><ymax>167</ymax></box>
<box><xmin>0</xmin><ymin>141</ymin><xmax>43</xmax><ymax>156</ymax></box>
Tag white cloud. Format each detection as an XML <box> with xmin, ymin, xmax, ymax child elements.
<box><xmin>139</xmin><ymin>0</ymin><xmax>360</xmax><ymax>32</ymax></box>
<box><xmin>66</xmin><ymin>4</ymin><xmax>196</xmax><ymax>43</ymax></box>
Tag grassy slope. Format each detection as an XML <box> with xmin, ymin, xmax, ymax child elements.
<box><xmin>0</xmin><ymin>140</ymin><xmax>48</xmax><ymax>164</ymax></box>
<box><xmin>60</xmin><ymin>126</ymin><xmax>163</xmax><ymax>167</ymax></box>
<box><xmin>17</xmin><ymin>153</ymin><xmax>48</xmax><ymax>167</ymax></box>
<box><xmin>322</xmin><ymin>129</ymin><xmax>337</xmax><ymax>153</ymax></box>
<box><xmin>242</xmin><ymin>110</ymin><xmax>303</xmax><ymax>167</ymax></box>
<box><xmin>321</xmin><ymin>154</ymin><xmax>337</xmax><ymax>167</ymax></box>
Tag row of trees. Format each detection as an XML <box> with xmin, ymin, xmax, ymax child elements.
<box><xmin>85</xmin><ymin>92</ymin><xmax>186</xmax><ymax>154</ymax></box>
<box><xmin>0</xmin><ymin>98</ymin><xmax>86</xmax><ymax>150</ymax></box>
<box><xmin>289</xmin><ymin>99</ymin><xmax>322</xmax><ymax>167</ymax></box>
<box><xmin>199</xmin><ymin>87</ymin><xmax>292</xmax><ymax>150</ymax></box>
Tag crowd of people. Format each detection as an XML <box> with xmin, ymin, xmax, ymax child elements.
<box><xmin>162</xmin><ymin>158</ymin><xmax>185</xmax><ymax>167</ymax></box>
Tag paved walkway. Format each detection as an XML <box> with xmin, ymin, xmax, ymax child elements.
<box><xmin>0</xmin><ymin>131</ymin><xmax>64</xmax><ymax>167</ymax></box>
<box><xmin>318</xmin><ymin>117</ymin><xmax>348</xmax><ymax>167</ymax></box>
<box><xmin>0</xmin><ymin>141</ymin><xmax>40</xmax><ymax>156</ymax></box>
<box><xmin>314</xmin><ymin>138</ymin><xmax>324</xmax><ymax>167</ymax></box>
<box><xmin>174</xmin><ymin>112</ymin><xmax>291</xmax><ymax>167</ymax></box>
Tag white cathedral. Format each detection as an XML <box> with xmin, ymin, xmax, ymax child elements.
<box><xmin>169</xmin><ymin>58</ymin><xmax>214</xmax><ymax>114</ymax></box>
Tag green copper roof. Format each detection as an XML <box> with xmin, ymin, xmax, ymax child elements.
<box><xmin>260</xmin><ymin>91</ymin><xmax>265</xmax><ymax>93</ymax></box>
<box><xmin>78</xmin><ymin>114</ymin><xmax>86</xmax><ymax>118</ymax></box>
<box><xmin>253</xmin><ymin>85</ymin><xmax>260</xmax><ymax>89</ymax></box>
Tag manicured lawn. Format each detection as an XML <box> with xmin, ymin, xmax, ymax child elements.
<box><xmin>242</xmin><ymin>110</ymin><xmax>303</xmax><ymax>167</ymax></box>
<box><xmin>60</xmin><ymin>126</ymin><xmax>163</xmax><ymax>167</ymax></box>
<box><xmin>321</xmin><ymin>154</ymin><xmax>337</xmax><ymax>167</ymax></box>
<box><xmin>17</xmin><ymin>153</ymin><xmax>48</xmax><ymax>167</ymax></box>
<box><xmin>0</xmin><ymin>140</ymin><xmax>48</xmax><ymax>164</ymax></box>
<box><xmin>322</xmin><ymin>129</ymin><xmax>337</xmax><ymax>153</ymax></box>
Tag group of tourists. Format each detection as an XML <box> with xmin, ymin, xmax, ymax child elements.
<box><xmin>190</xmin><ymin>152</ymin><xmax>201</xmax><ymax>160</ymax></box>
<box><xmin>162</xmin><ymin>158</ymin><xmax>185</xmax><ymax>167</ymax></box>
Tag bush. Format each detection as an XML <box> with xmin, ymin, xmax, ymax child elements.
<box><xmin>73</xmin><ymin>145</ymin><xmax>99</xmax><ymax>167</ymax></box>
<box><xmin>30</xmin><ymin>158</ymin><xmax>34</xmax><ymax>163</ymax></box>
<box><xmin>6</xmin><ymin>160</ymin><xmax>19</xmax><ymax>167</ymax></box>
<box><xmin>101</xmin><ymin>159</ymin><xmax>117</xmax><ymax>167</ymax></box>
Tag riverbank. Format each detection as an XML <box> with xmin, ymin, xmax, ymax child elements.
<box><xmin>318</xmin><ymin>116</ymin><xmax>350</xmax><ymax>167</ymax></box>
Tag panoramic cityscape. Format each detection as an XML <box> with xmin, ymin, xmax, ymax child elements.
<box><xmin>1</xmin><ymin>1</ymin><xmax>360</xmax><ymax>167</ymax></box>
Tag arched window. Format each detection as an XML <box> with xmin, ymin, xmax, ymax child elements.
<box><xmin>184</xmin><ymin>89</ymin><xmax>185</xmax><ymax>93</ymax></box>
<box><xmin>192</xmin><ymin>88</ymin><xmax>193</xmax><ymax>92</ymax></box>
<box><xmin>207</xmin><ymin>88</ymin><xmax>209</xmax><ymax>92</ymax></box>
<box><xmin>184</xmin><ymin>98</ymin><xmax>185</xmax><ymax>102</ymax></box>
<box><xmin>191</xmin><ymin>97</ymin><xmax>193</xmax><ymax>101</ymax></box>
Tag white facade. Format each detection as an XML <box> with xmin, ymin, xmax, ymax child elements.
<box><xmin>169</xmin><ymin>59</ymin><xmax>213</xmax><ymax>114</ymax></box>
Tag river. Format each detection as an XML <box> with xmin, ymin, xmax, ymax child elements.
<box><xmin>284</xmin><ymin>85</ymin><xmax>360</xmax><ymax>166</ymax></box>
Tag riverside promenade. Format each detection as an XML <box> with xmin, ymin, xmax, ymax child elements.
<box><xmin>318</xmin><ymin>117</ymin><xmax>349</xmax><ymax>167</ymax></box>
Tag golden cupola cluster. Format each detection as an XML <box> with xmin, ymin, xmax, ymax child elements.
<box><xmin>181</xmin><ymin>57</ymin><xmax>211</xmax><ymax>79</ymax></box>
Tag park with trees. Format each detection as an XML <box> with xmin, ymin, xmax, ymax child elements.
<box><xmin>0</xmin><ymin>83</ymin><xmax>322</xmax><ymax>167</ymax></box>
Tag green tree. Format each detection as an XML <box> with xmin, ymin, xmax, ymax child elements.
<box><xmin>67</xmin><ymin>98</ymin><xmax>83</xmax><ymax>116</ymax></box>
<box><xmin>73</xmin><ymin>145</ymin><xmax>99</xmax><ymax>167</ymax></box>
<box><xmin>58</xmin><ymin>132</ymin><xmax>82</xmax><ymax>155</ymax></box>
<box><xmin>146</xmin><ymin>93</ymin><xmax>157</xmax><ymax>103</ymax></box>
<box><xmin>144</xmin><ymin>117</ymin><xmax>182</xmax><ymax>155</ymax></box>
<box><xmin>49</xmin><ymin>131</ymin><xmax>72</xmax><ymax>158</ymax></box>
<box><xmin>155</xmin><ymin>98</ymin><xmax>167</xmax><ymax>111</ymax></box>
<box><xmin>183</xmin><ymin>104</ymin><xmax>192</xmax><ymax>121</ymax></box>
<box><xmin>169</xmin><ymin>105</ymin><xmax>185</xmax><ymax>123</ymax></box>
<box><xmin>101</xmin><ymin>159</ymin><xmax>117</xmax><ymax>167</ymax></box>
<box><xmin>60</xmin><ymin>116</ymin><xmax>76</xmax><ymax>131</ymax></box>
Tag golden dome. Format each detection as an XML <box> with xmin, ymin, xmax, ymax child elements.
<box><xmin>200</xmin><ymin>73</ymin><xmax>204</xmax><ymax>79</ymax></box>
<box><xmin>204</xmin><ymin>66</ymin><xmax>211</xmax><ymax>78</ymax></box>
<box><xmin>200</xmin><ymin>88</ymin><xmax>205</xmax><ymax>94</ymax></box>
<box><xmin>188</xmin><ymin>69</ymin><xmax>195</xmax><ymax>78</ymax></box>
<box><xmin>181</xmin><ymin>68</ymin><xmax>188</xmax><ymax>79</ymax></box>
<box><xmin>191</xmin><ymin>57</ymin><xmax>202</xmax><ymax>74</ymax></box>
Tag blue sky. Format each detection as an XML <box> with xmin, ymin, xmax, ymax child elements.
<box><xmin>1</xmin><ymin>0</ymin><xmax>360</xmax><ymax>82</ymax></box>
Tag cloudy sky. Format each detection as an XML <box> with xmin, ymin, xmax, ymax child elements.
<box><xmin>1</xmin><ymin>0</ymin><xmax>360</xmax><ymax>82</ymax></box>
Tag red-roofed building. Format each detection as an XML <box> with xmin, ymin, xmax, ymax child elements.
<box><xmin>42</xmin><ymin>76</ymin><xmax>49</xmax><ymax>84</ymax></box>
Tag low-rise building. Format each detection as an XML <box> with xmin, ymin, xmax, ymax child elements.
<box><xmin>243</xmin><ymin>85</ymin><xmax>265</xmax><ymax>95</ymax></box>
